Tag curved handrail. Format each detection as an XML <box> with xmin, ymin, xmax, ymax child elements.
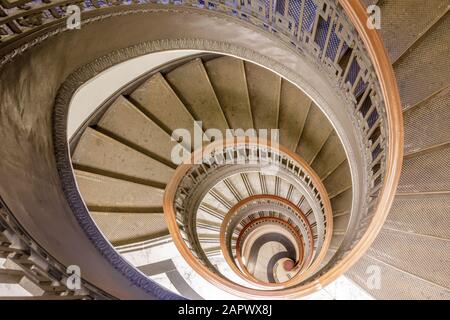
<box><xmin>234</xmin><ymin>216</ymin><xmax>306</xmax><ymax>286</ymax></box>
<box><xmin>164</xmin><ymin>137</ymin><xmax>333</xmax><ymax>298</ymax></box>
<box><xmin>220</xmin><ymin>195</ymin><xmax>314</xmax><ymax>289</ymax></box>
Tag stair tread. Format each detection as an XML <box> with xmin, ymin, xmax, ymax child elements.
<box><xmin>74</xmin><ymin>170</ymin><xmax>164</xmax><ymax>209</ymax></box>
<box><xmin>244</xmin><ymin>61</ymin><xmax>281</xmax><ymax>130</ymax></box>
<box><xmin>367</xmin><ymin>228</ymin><xmax>450</xmax><ymax>290</ymax></box>
<box><xmin>329</xmin><ymin>233</ymin><xmax>344</xmax><ymax>251</ymax></box>
<box><xmin>346</xmin><ymin>254</ymin><xmax>450</xmax><ymax>299</ymax></box>
<box><xmin>91</xmin><ymin>212</ymin><xmax>168</xmax><ymax>246</ymax></box>
<box><xmin>387</xmin><ymin>194</ymin><xmax>450</xmax><ymax>240</ymax></box>
<box><xmin>97</xmin><ymin>96</ymin><xmax>177</xmax><ymax>165</ymax></box>
<box><xmin>296</xmin><ymin>104</ymin><xmax>333</xmax><ymax>163</ymax></box>
<box><xmin>278</xmin><ymin>79</ymin><xmax>311</xmax><ymax>151</ymax></box>
<box><xmin>311</xmin><ymin>131</ymin><xmax>347</xmax><ymax>179</ymax></box>
<box><xmin>330</xmin><ymin>188</ymin><xmax>352</xmax><ymax>215</ymax></box>
<box><xmin>129</xmin><ymin>72</ymin><xmax>198</xmax><ymax>146</ymax></box>
<box><xmin>379</xmin><ymin>0</ymin><xmax>449</xmax><ymax>63</ymax></box>
<box><xmin>404</xmin><ymin>86</ymin><xmax>450</xmax><ymax>155</ymax></box>
<box><xmin>398</xmin><ymin>144</ymin><xmax>450</xmax><ymax>193</ymax></box>
<box><xmin>333</xmin><ymin>213</ymin><xmax>350</xmax><ymax>233</ymax></box>
<box><xmin>323</xmin><ymin>160</ymin><xmax>352</xmax><ymax>198</ymax></box>
<box><xmin>72</xmin><ymin>127</ymin><xmax>174</xmax><ymax>187</ymax></box>
<box><xmin>394</xmin><ymin>12</ymin><xmax>450</xmax><ymax>109</ymax></box>
<box><xmin>204</xmin><ymin>56</ymin><xmax>253</xmax><ymax>130</ymax></box>
<box><xmin>165</xmin><ymin>58</ymin><xmax>228</xmax><ymax>133</ymax></box>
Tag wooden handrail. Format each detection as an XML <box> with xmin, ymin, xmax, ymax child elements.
<box><xmin>235</xmin><ymin>216</ymin><xmax>306</xmax><ymax>287</ymax></box>
<box><xmin>221</xmin><ymin>195</ymin><xmax>313</xmax><ymax>288</ymax></box>
<box><xmin>164</xmin><ymin>137</ymin><xmax>333</xmax><ymax>298</ymax></box>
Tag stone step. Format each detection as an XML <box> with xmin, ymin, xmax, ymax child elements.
<box><xmin>204</xmin><ymin>56</ymin><xmax>253</xmax><ymax>130</ymax></box>
<box><xmin>74</xmin><ymin>170</ymin><xmax>164</xmax><ymax>210</ymax></box>
<box><xmin>165</xmin><ymin>58</ymin><xmax>228</xmax><ymax>134</ymax></box>
<box><xmin>244</xmin><ymin>61</ymin><xmax>281</xmax><ymax>131</ymax></box>
<box><xmin>278</xmin><ymin>79</ymin><xmax>311</xmax><ymax>151</ymax></box>
<box><xmin>97</xmin><ymin>95</ymin><xmax>177</xmax><ymax>165</ymax></box>
<box><xmin>91</xmin><ymin>212</ymin><xmax>168</xmax><ymax>246</ymax></box>
<box><xmin>72</xmin><ymin>127</ymin><xmax>174</xmax><ymax>188</ymax></box>
<box><xmin>129</xmin><ymin>72</ymin><xmax>199</xmax><ymax>149</ymax></box>
<box><xmin>296</xmin><ymin>104</ymin><xmax>333</xmax><ymax>164</ymax></box>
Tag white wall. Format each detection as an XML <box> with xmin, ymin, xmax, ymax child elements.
<box><xmin>67</xmin><ymin>50</ymin><xmax>201</xmax><ymax>138</ymax></box>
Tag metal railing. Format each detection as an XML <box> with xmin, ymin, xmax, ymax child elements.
<box><xmin>164</xmin><ymin>138</ymin><xmax>333</xmax><ymax>296</ymax></box>
<box><xmin>0</xmin><ymin>197</ymin><xmax>110</xmax><ymax>299</ymax></box>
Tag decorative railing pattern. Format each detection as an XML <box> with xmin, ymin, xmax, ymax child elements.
<box><xmin>0</xmin><ymin>197</ymin><xmax>109</xmax><ymax>299</ymax></box>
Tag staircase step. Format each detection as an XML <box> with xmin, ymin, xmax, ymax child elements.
<box><xmin>329</xmin><ymin>233</ymin><xmax>344</xmax><ymax>251</ymax></box>
<box><xmin>394</xmin><ymin>12</ymin><xmax>450</xmax><ymax>109</ymax></box>
<box><xmin>333</xmin><ymin>213</ymin><xmax>350</xmax><ymax>233</ymax></box>
<box><xmin>204</xmin><ymin>56</ymin><xmax>253</xmax><ymax>130</ymax></box>
<box><xmin>165</xmin><ymin>58</ymin><xmax>228</xmax><ymax>133</ymax></box>
<box><xmin>346</xmin><ymin>254</ymin><xmax>450</xmax><ymax>299</ymax></box>
<box><xmin>244</xmin><ymin>61</ymin><xmax>281</xmax><ymax>130</ymax></box>
<box><xmin>368</xmin><ymin>228</ymin><xmax>450</xmax><ymax>289</ymax></box>
<box><xmin>201</xmin><ymin>192</ymin><xmax>232</xmax><ymax>215</ymax></box>
<box><xmin>205</xmin><ymin>246</ymin><xmax>222</xmax><ymax>257</ymax></box>
<box><xmin>398</xmin><ymin>144</ymin><xmax>450</xmax><ymax>193</ymax></box>
<box><xmin>97</xmin><ymin>95</ymin><xmax>177</xmax><ymax>165</ymax></box>
<box><xmin>198</xmin><ymin>234</ymin><xmax>221</xmax><ymax>244</ymax></box>
<box><xmin>323</xmin><ymin>161</ymin><xmax>352</xmax><ymax>198</ymax></box>
<box><xmin>226</xmin><ymin>174</ymin><xmax>249</xmax><ymax>200</ymax></box>
<box><xmin>311</xmin><ymin>131</ymin><xmax>347</xmax><ymax>179</ymax></box>
<box><xmin>74</xmin><ymin>170</ymin><xmax>164</xmax><ymax>209</ymax></box>
<box><xmin>209</xmin><ymin>185</ymin><xmax>235</xmax><ymax>209</ymax></box>
<box><xmin>296</xmin><ymin>104</ymin><xmax>333</xmax><ymax>163</ymax></box>
<box><xmin>278</xmin><ymin>79</ymin><xmax>311</xmax><ymax>151</ymax></box>
<box><xmin>330</xmin><ymin>186</ymin><xmax>352</xmax><ymax>214</ymax></box>
<box><xmin>197</xmin><ymin>203</ymin><xmax>226</xmax><ymax>223</ymax></box>
<box><xmin>196</xmin><ymin>219</ymin><xmax>222</xmax><ymax>233</ymax></box>
<box><xmin>387</xmin><ymin>194</ymin><xmax>450</xmax><ymax>240</ymax></box>
<box><xmin>91</xmin><ymin>212</ymin><xmax>168</xmax><ymax>246</ymax></box>
<box><xmin>263</xmin><ymin>175</ymin><xmax>276</xmax><ymax>196</ymax></box>
<box><xmin>129</xmin><ymin>72</ymin><xmax>198</xmax><ymax>147</ymax></box>
<box><xmin>247</xmin><ymin>172</ymin><xmax>263</xmax><ymax>195</ymax></box>
<box><xmin>378</xmin><ymin>0</ymin><xmax>449</xmax><ymax>63</ymax></box>
<box><xmin>72</xmin><ymin>127</ymin><xmax>174</xmax><ymax>188</ymax></box>
<box><xmin>403</xmin><ymin>86</ymin><xmax>450</xmax><ymax>155</ymax></box>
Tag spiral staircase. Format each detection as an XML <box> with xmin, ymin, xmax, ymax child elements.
<box><xmin>0</xmin><ymin>0</ymin><xmax>448</xmax><ymax>299</ymax></box>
